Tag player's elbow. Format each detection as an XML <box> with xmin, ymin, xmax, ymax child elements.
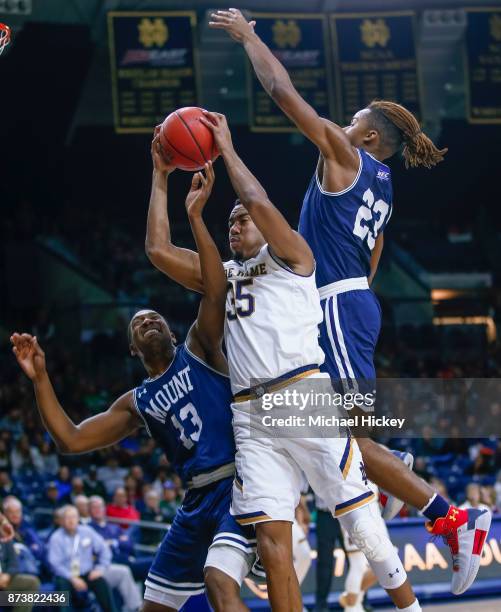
<box><xmin>53</xmin><ymin>438</ymin><xmax>77</xmax><ymax>454</ymax></box>
<box><xmin>145</xmin><ymin>243</ymin><xmax>168</xmax><ymax>264</ymax></box>
<box><xmin>54</xmin><ymin>432</ymin><xmax>88</xmax><ymax>455</ymax></box>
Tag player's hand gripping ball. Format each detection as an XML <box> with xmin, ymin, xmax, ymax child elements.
<box><xmin>159</xmin><ymin>107</ymin><xmax>219</xmax><ymax>171</ymax></box>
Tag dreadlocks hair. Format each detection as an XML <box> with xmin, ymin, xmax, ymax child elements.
<box><xmin>368</xmin><ymin>100</ymin><xmax>447</xmax><ymax>169</ymax></box>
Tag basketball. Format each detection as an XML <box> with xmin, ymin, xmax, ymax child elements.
<box><xmin>159</xmin><ymin>107</ymin><xmax>218</xmax><ymax>171</ymax></box>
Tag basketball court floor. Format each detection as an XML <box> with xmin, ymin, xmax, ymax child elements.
<box><xmin>380</xmin><ymin>599</ymin><xmax>501</xmax><ymax>611</ymax></box>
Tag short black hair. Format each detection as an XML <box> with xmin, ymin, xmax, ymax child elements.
<box><xmin>367</xmin><ymin>106</ymin><xmax>403</xmax><ymax>153</ymax></box>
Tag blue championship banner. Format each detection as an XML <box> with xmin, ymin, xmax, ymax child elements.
<box><xmin>465</xmin><ymin>8</ymin><xmax>501</xmax><ymax>124</ymax></box>
<box><xmin>107</xmin><ymin>12</ymin><xmax>198</xmax><ymax>133</ymax></box>
<box><xmin>330</xmin><ymin>12</ymin><xmax>421</xmax><ymax>125</ymax></box>
<box><xmin>248</xmin><ymin>14</ymin><xmax>332</xmax><ymax>132</ymax></box>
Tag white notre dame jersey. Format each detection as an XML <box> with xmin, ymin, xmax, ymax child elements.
<box><xmin>224</xmin><ymin>244</ymin><xmax>325</xmax><ymax>395</ymax></box>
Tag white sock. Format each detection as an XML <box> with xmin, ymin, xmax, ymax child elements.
<box><xmin>397</xmin><ymin>599</ymin><xmax>422</xmax><ymax>612</ymax></box>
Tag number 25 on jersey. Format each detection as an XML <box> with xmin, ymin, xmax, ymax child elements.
<box><xmin>353</xmin><ymin>188</ymin><xmax>390</xmax><ymax>250</ymax></box>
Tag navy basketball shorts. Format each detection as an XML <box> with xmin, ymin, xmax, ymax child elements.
<box><xmin>319</xmin><ymin>287</ymin><xmax>381</xmax><ymax>400</ymax></box>
<box><xmin>144</xmin><ymin>476</ymin><xmax>256</xmax><ymax>609</ymax></box>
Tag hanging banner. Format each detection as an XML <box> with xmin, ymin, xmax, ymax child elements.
<box><xmin>330</xmin><ymin>12</ymin><xmax>421</xmax><ymax>125</ymax></box>
<box><xmin>108</xmin><ymin>12</ymin><xmax>198</xmax><ymax>133</ymax></box>
<box><xmin>465</xmin><ymin>8</ymin><xmax>501</xmax><ymax>124</ymax></box>
<box><xmin>248</xmin><ymin>14</ymin><xmax>333</xmax><ymax>132</ymax></box>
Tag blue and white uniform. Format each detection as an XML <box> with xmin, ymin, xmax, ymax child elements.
<box><xmin>299</xmin><ymin>149</ymin><xmax>393</xmax><ymax>393</ymax></box>
<box><xmin>134</xmin><ymin>343</ymin><xmax>256</xmax><ymax>610</ymax></box>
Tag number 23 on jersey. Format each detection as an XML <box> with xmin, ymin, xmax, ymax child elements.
<box><xmin>353</xmin><ymin>188</ymin><xmax>390</xmax><ymax>250</ymax></box>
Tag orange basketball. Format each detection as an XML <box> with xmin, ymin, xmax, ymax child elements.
<box><xmin>159</xmin><ymin>107</ymin><xmax>218</xmax><ymax>171</ymax></box>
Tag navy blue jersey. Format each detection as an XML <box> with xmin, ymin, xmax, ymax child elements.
<box><xmin>133</xmin><ymin>344</ymin><xmax>235</xmax><ymax>484</ymax></box>
<box><xmin>299</xmin><ymin>149</ymin><xmax>393</xmax><ymax>288</ymax></box>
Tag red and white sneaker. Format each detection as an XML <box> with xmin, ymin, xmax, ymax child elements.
<box><xmin>379</xmin><ymin>450</ymin><xmax>414</xmax><ymax>520</ymax></box>
<box><xmin>426</xmin><ymin>505</ymin><xmax>492</xmax><ymax>595</ymax></box>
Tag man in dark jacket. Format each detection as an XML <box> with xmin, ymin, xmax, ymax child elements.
<box><xmin>0</xmin><ymin>538</ymin><xmax>40</xmax><ymax>612</ymax></box>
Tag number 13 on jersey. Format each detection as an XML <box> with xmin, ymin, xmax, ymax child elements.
<box><xmin>353</xmin><ymin>188</ymin><xmax>390</xmax><ymax>250</ymax></box>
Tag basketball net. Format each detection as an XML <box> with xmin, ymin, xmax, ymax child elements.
<box><xmin>0</xmin><ymin>24</ymin><xmax>11</xmax><ymax>56</ymax></box>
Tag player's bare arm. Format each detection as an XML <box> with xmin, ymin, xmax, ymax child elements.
<box><xmin>200</xmin><ymin>111</ymin><xmax>313</xmax><ymax>275</ymax></box>
<box><xmin>10</xmin><ymin>333</ymin><xmax>141</xmax><ymax>454</ymax></box>
<box><xmin>145</xmin><ymin>126</ymin><xmax>203</xmax><ymax>293</ymax></box>
<box><xmin>184</xmin><ymin>162</ymin><xmax>229</xmax><ymax>375</ymax></box>
<box><xmin>209</xmin><ymin>9</ymin><xmax>358</xmax><ymax>177</ymax></box>
<box><xmin>368</xmin><ymin>233</ymin><xmax>384</xmax><ymax>285</ymax></box>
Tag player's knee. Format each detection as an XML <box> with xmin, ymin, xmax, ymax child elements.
<box><xmin>204</xmin><ymin>567</ymin><xmax>240</xmax><ymax>611</ymax></box>
<box><xmin>340</xmin><ymin>503</ymin><xmax>392</xmax><ymax>562</ymax></box>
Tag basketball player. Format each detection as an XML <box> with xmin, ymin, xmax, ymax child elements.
<box><xmin>208</xmin><ymin>8</ymin><xmax>491</xmax><ymax>596</ymax></box>
<box><xmin>148</xmin><ymin>115</ymin><xmax>422</xmax><ymax>612</ymax></box>
<box><xmin>10</xmin><ymin>165</ymin><xmax>256</xmax><ymax>612</ymax></box>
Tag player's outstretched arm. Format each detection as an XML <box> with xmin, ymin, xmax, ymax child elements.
<box><xmin>145</xmin><ymin>127</ymin><xmax>204</xmax><ymax>293</ymax></box>
<box><xmin>183</xmin><ymin>163</ymin><xmax>228</xmax><ymax>374</ymax></box>
<box><xmin>10</xmin><ymin>333</ymin><xmax>141</xmax><ymax>454</ymax></box>
<box><xmin>200</xmin><ymin>111</ymin><xmax>313</xmax><ymax>275</ymax></box>
<box><xmin>209</xmin><ymin>9</ymin><xmax>357</xmax><ymax>168</ymax></box>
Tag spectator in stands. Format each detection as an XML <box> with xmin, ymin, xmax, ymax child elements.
<box><xmin>70</xmin><ymin>476</ymin><xmax>86</xmax><ymax>502</ymax></box>
<box><xmin>480</xmin><ymin>485</ymin><xmax>498</xmax><ymax>512</ymax></box>
<box><xmin>54</xmin><ymin>466</ymin><xmax>72</xmax><ymax>502</ymax></box>
<box><xmin>38</xmin><ymin>440</ymin><xmax>59</xmax><ymax>476</ymax></box>
<box><xmin>98</xmin><ymin>457</ymin><xmax>127</xmax><ymax>497</ymax></box>
<box><xmin>414</xmin><ymin>425</ymin><xmax>444</xmax><ymax>456</ymax></box>
<box><xmin>0</xmin><ymin>440</ymin><xmax>10</xmax><ymax>471</ymax></box>
<box><xmin>0</xmin><ymin>537</ymin><xmax>40</xmax><ymax>611</ymax></box>
<box><xmin>0</xmin><ymin>408</ymin><xmax>23</xmax><ymax>438</ymax></box>
<box><xmin>442</xmin><ymin>426</ymin><xmax>470</xmax><ymax>456</ymax></box>
<box><xmin>83</xmin><ymin>465</ymin><xmax>107</xmax><ymax>499</ymax></box>
<box><xmin>3</xmin><ymin>497</ymin><xmax>46</xmax><ymax>569</ymax></box>
<box><xmin>40</xmin><ymin>481</ymin><xmax>60</xmax><ymax>511</ymax></box>
<box><xmin>10</xmin><ymin>435</ymin><xmax>43</xmax><ymax>475</ymax></box>
<box><xmin>75</xmin><ymin>495</ymin><xmax>91</xmax><ymax>524</ymax></box>
<box><xmin>89</xmin><ymin>496</ymin><xmax>151</xmax><ymax>582</ymax></box>
<box><xmin>124</xmin><ymin>475</ymin><xmax>142</xmax><ymax>505</ymax></box>
<box><xmin>160</xmin><ymin>480</ymin><xmax>179</xmax><ymax>522</ymax></box>
<box><xmin>413</xmin><ymin>457</ymin><xmax>432</xmax><ymax>482</ymax></box>
<box><xmin>48</xmin><ymin>505</ymin><xmax>117</xmax><ymax>612</ymax></box>
<box><xmin>470</xmin><ymin>446</ymin><xmax>497</xmax><ymax>476</ymax></box>
<box><xmin>429</xmin><ymin>478</ymin><xmax>451</xmax><ymax>504</ymax></box>
<box><xmin>140</xmin><ymin>490</ymin><xmax>164</xmax><ymax>546</ymax></box>
<box><xmin>459</xmin><ymin>483</ymin><xmax>490</xmax><ymax>511</ymax></box>
<box><xmin>106</xmin><ymin>487</ymin><xmax>139</xmax><ymax>529</ymax></box>
<box><xmin>151</xmin><ymin>465</ymin><xmax>173</xmax><ymax>496</ymax></box>
<box><xmin>495</xmin><ymin>471</ymin><xmax>501</xmax><ymax>507</ymax></box>
<box><xmin>86</xmin><ymin>497</ymin><xmax>142</xmax><ymax>611</ymax></box>
<box><xmin>0</xmin><ymin>471</ymin><xmax>19</xmax><ymax>500</ymax></box>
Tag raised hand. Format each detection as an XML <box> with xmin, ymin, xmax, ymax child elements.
<box><xmin>199</xmin><ymin>111</ymin><xmax>233</xmax><ymax>154</ymax></box>
<box><xmin>10</xmin><ymin>333</ymin><xmax>47</xmax><ymax>381</ymax></box>
<box><xmin>185</xmin><ymin>161</ymin><xmax>215</xmax><ymax>218</ymax></box>
<box><xmin>209</xmin><ymin>8</ymin><xmax>256</xmax><ymax>43</ymax></box>
<box><xmin>151</xmin><ymin>126</ymin><xmax>176</xmax><ymax>174</ymax></box>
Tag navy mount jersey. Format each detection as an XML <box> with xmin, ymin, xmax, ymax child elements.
<box><xmin>134</xmin><ymin>344</ymin><xmax>235</xmax><ymax>485</ymax></box>
<box><xmin>299</xmin><ymin>149</ymin><xmax>393</xmax><ymax>288</ymax></box>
